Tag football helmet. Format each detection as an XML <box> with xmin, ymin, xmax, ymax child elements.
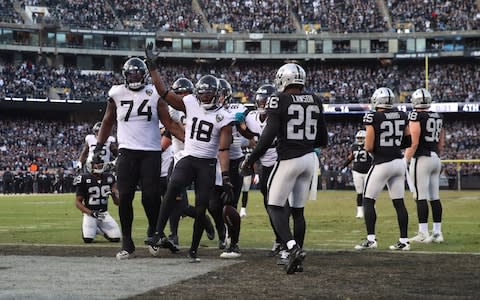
<box><xmin>93</xmin><ymin>122</ymin><xmax>101</xmax><ymax>135</ymax></box>
<box><xmin>355</xmin><ymin>130</ymin><xmax>366</xmax><ymax>144</ymax></box>
<box><xmin>85</xmin><ymin>153</ymin><xmax>107</xmax><ymax>174</ymax></box>
<box><xmin>411</xmin><ymin>88</ymin><xmax>432</xmax><ymax>109</ymax></box>
<box><xmin>218</xmin><ymin>78</ymin><xmax>233</xmax><ymax>105</ymax></box>
<box><xmin>274</xmin><ymin>63</ymin><xmax>306</xmax><ymax>93</ymax></box>
<box><xmin>122</xmin><ymin>57</ymin><xmax>148</xmax><ymax>90</ymax></box>
<box><xmin>195</xmin><ymin>75</ymin><xmax>219</xmax><ymax>109</ymax></box>
<box><xmin>370</xmin><ymin>87</ymin><xmax>395</xmax><ymax>109</ymax></box>
<box><xmin>254</xmin><ymin>84</ymin><xmax>276</xmax><ymax>114</ymax></box>
<box><xmin>172</xmin><ymin>78</ymin><xmax>194</xmax><ymax>95</ymax></box>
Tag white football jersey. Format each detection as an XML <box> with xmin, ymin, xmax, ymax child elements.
<box><xmin>225</xmin><ymin>103</ymin><xmax>248</xmax><ymax>160</ymax></box>
<box><xmin>85</xmin><ymin>134</ymin><xmax>116</xmax><ymax>162</ymax></box>
<box><xmin>108</xmin><ymin>84</ymin><xmax>161</xmax><ymax>151</ymax></box>
<box><xmin>245</xmin><ymin>110</ymin><xmax>278</xmax><ymax>167</ymax></box>
<box><xmin>169</xmin><ymin>106</ymin><xmax>186</xmax><ymax>154</ymax></box>
<box><xmin>183</xmin><ymin>95</ymin><xmax>233</xmax><ymax>159</ymax></box>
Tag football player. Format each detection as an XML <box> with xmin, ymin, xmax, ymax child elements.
<box><xmin>78</xmin><ymin>122</ymin><xmax>117</xmax><ymax>170</ymax></box>
<box><xmin>354</xmin><ymin>87</ymin><xmax>412</xmax><ymax>251</ymax></box>
<box><xmin>342</xmin><ymin>129</ymin><xmax>372</xmax><ymax>218</ymax></box>
<box><xmin>74</xmin><ymin>154</ymin><xmax>121</xmax><ymax>243</ymax></box>
<box><xmin>217</xmin><ymin>78</ymin><xmax>248</xmax><ymax>258</ymax></box>
<box><xmin>146</xmin><ymin>51</ymin><xmax>233</xmax><ymax>263</ymax></box>
<box><xmin>94</xmin><ymin>57</ymin><xmax>184</xmax><ymax>260</ymax></box>
<box><xmin>405</xmin><ymin>88</ymin><xmax>445</xmax><ymax>244</ymax></box>
<box><xmin>241</xmin><ymin>64</ymin><xmax>328</xmax><ymax>274</ymax></box>
<box><xmin>237</xmin><ymin>83</ymin><xmax>285</xmax><ymax>257</ymax></box>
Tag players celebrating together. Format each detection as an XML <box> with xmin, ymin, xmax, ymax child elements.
<box><xmin>72</xmin><ymin>48</ymin><xmax>448</xmax><ymax>274</ymax></box>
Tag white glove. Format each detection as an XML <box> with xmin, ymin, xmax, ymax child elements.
<box><xmin>253</xmin><ymin>174</ymin><xmax>260</xmax><ymax>185</ymax></box>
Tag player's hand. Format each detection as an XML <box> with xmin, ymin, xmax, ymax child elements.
<box><xmin>144</xmin><ymin>44</ymin><xmax>158</xmax><ymax>71</ymax></box>
<box><xmin>92</xmin><ymin>144</ymin><xmax>104</xmax><ymax>164</ymax></box>
<box><xmin>253</xmin><ymin>174</ymin><xmax>260</xmax><ymax>185</ymax></box>
<box><xmin>221</xmin><ymin>173</ymin><xmax>234</xmax><ymax>205</ymax></box>
<box><xmin>240</xmin><ymin>156</ymin><xmax>254</xmax><ymax>176</ymax></box>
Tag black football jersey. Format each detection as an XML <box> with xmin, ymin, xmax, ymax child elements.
<box><xmin>266</xmin><ymin>92</ymin><xmax>328</xmax><ymax>160</ymax></box>
<box><xmin>350</xmin><ymin>143</ymin><xmax>372</xmax><ymax>173</ymax></box>
<box><xmin>408</xmin><ymin>110</ymin><xmax>443</xmax><ymax>157</ymax></box>
<box><xmin>73</xmin><ymin>173</ymin><xmax>116</xmax><ymax>211</ymax></box>
<box><xmin>363</xmin><ymin>108</ymin><xmax>408</xmax><ymax>165</ymax></box>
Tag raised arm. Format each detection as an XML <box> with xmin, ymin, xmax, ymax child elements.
<box><xmin>145</xmin><ymin>49</ymin><xmax>186</xmax><ymax>112</ymax></box>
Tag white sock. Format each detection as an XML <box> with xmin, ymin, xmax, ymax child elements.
<box><xmin>400</xmin><ymin>238</ymin><xmax>409</xmax><ymax>244</ymax></box>
<box><xmin>286</xmin><ymin>240</ymin><xmax>297</xmax><ymax>250</ymax></box>
<box><xmin>433</xmin><ymin>222</ymin><xmax>442</xmax><ymax>233</ymax></box>
<box><xmin>419</xmin><ymin>223</ymin><xmax>428</xmax><ymax>234</ymax></box>
<box><xmin>367</xmin><ymin>234</ymin><xmax>376</xmax><ymax>242</ymax></box>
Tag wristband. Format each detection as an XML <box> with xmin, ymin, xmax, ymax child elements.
<box><xmin>94</xmin><ymin>144</ymin><xmax>104</xmax><ymax>153</ymax></box>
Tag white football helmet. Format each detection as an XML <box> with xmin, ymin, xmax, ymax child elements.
<box><xmin>411</xmin><ymin>88</ymin><xmax>432</xmax><ymax>109</ymax></box>
<box><xmin>274</xmin><ymin>63</ymin><xmax>306</xmax><ymax>93</ymax></box>
<box><xmin>85</xmin><ymin>153</ymin><xmax>107</xmax><ymax>174</ymax></box>
<box><xmin>371</xmin><ymin>87</ymin><xmax>395</xmax><ymax>110</ymax></box>
<box><xmin>355</xmin><ymin>130</ymin><xmax>366</xmax><ymax>144</ymax></box>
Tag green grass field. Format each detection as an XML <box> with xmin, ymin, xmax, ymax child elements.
<box><xmin>0</xmin><ymin>190</ymin><xmax>479</xmax><ymax>253</ymax></box>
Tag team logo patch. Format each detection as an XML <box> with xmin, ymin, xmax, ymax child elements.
<box><xmin>216</xmin><ymin>114</ymin><xmax>224</xmax><ymax>122</ymax></box>
<box><xmin>146</xmin><ymin>89</ymin><xmax>153</xmax><ymax>96</ymax></box>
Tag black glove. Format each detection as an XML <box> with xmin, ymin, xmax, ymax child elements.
<box><xmin>92</xmin><ymin>144</ymin><xmax>104</xmax><ymax>164</ymax></box>
<box><xmin>144</xmin><ymin>44</ymin><xmax>158</xmax><ymax>71</ymax></box>
<box><xmin>90</xmin><ymin>210</ymin><xmax>100</xmax><ymax>218</ymax></box>
<box><xmin>239</xmin><ymin>155</ymin><xmax>254</xmax><ymax>176</ymax></box>
<box><xmin>220</xmin><ymin>172</ymin><xmax>234</xmax><ymax>205</ymax></box>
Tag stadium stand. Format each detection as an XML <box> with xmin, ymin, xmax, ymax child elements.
<box><xmin>1</xmin><ymin>60</ymin><xmax>478</xmax><ymax>103</ymax></box>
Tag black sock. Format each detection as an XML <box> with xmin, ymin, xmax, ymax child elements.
<box><xmin>291</xmin><ymin>207</ymin><xmax>305</xmax><ymax>248</ymax></box>
<box><xmin>363</xmin><ymin>197</ymin><xmax>376</xmax><ymax>235</ymax></box>
<box><xmin>393</xmin><ymin>198</ymin><xmax>409</xmax><ymax>239</ymax></box>
<box><xmin>430</xmin><ymin>200</ymin><xmax>442</xmax><ymax>223</ymax></box>
<box><xmin>416</xmin><ymin>199</ymin><xmax>429</xmax><ymax>223</ymax></box>
<box><xmin>267</xmin><ymin>205</ymin><xmax>293</xmax><ymax>245</ymax></box>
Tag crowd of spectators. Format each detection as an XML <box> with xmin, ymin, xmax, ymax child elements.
<box><xmin>388</xmin><ymin>0</ymin><xmax>480</xmax><ymax>32</ymax></box>
<box><xmin>111</xmin><ymin>0</ymin><xmax>205</xmax><ymax>32</ymax></box>
<box><xmin>0</xmin><ymin>117</ymin><xmax>479</xmax><ymax>193</ymax></box>
<box><xmin>199</xmin><ymin>0</ymin><xmax>296</xmax><ymax>33</ymax></box>
<box><xmin>0</xmin><ymin>62</ymin><xmax>122</xmax><ymax>102</ymax></box>
<box><xmin>1</xmin><ymin>60</ymin><xmax>478</xmax><ymax>103</ymax></box>
<box><xmin>4</xmin><ymin>0</ymin><xmax>478</xmax><ymax>33</ymax></box>
<box><xmin>1</xmin><ymin>0</ymin><xmax>24</xmax><ymax>24</ymax></box>
<box><xmin>293</xmin><ymin>0</ymin><xmax>387</xmax><ymax>33</ymax></box>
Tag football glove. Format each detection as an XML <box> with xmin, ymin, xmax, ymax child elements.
<box><xmin>240</xmin><ymin>155</ymin><xmax>254</xmax><ymax>176</ymax></box>
<box><xmin>144</xmin><ymin>44</ymin><xmax>158</xmax><ymax>71</ymax></box>
<box><xmin>92</xmin><ymin>144</ymin><xmax>104</xmax><ymax>164</ymax></box>
<box><xmin>221</xmin><ymin>172</ymin><xmax>234</xmax><ymax>205</ymax></box>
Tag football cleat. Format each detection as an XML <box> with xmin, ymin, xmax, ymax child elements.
<box><xmin>354</xmin><ymin>239</ymin><xmax>378</xmax><ymax>250</ymax></box>
<box><xmin>187</xmin><ymin>250</ymin><xmax>201</xmax><ymax>263</ymax></box>
<box><xmin>239</xmin><ymin>207</ymin><xmax>247</xmax><ymax>218</ymax></box>
<box><xmin>389</xmin><ymin>241</ymin><xmax>410</xmax><ymax>251</ymax></box>
<box><xmin>161</xmin><ymin>237</ymin><xmax>180</xmax><ymax>253</ymax></box>
<box><xmin>168</xmin><ymin>234</ymin><xmax>179</xmax><ymax>247</ymax></box>
<box><xmin>148</xmin><ymin>245</ymin><xmax>161</xmax><ymax>257</ymax></box>
<box><xmin>409</xmin><ymin>232</ymin><xmax>430</xmax><ymax>243</ymax></box>
<box><xmin>268</xmin><ymin>242</ymin><xmax>282</xmax><ymax>257</ymax></box>
<box><xmin>116</xmin><ymin>250</ymin><xmax>134</xmax><ymax>260</ymax></box>
<box><xmin>220</xmin><ymin>244</ymin><xmax>241</xmax><ymax>259</ymax></box>
<box><xmin>426</xmin><ymin>232</ymin><xmax>444</xmax><ymax>243</ymax></box>
<box><xmin>276</xmin><ymin>250</ymin><xmax>289</xmax><ymax>265</ymax></box>
<box><xmin>285</xmin><ymin>246</ymin><xmax>306</xmax><ymax>275</ymax></box>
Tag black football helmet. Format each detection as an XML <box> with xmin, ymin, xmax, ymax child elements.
<box><xmin>93</xmin><ymin>122</ymin><xmax>101</xmax><ymax>135</ymax></box>
<box><xmin>195</xmin><ymin>75</ymin><xmax>219</xmax><ymax>109</ymax></box>
<box><xmin>172</xmin><ymin>78</ymin><xmax>194</xmax><ymax>95</ymax></box>
<box><xmin>218</xmin><ymin>78</ymin><xmax>233</xmax><ymax>105</ymax></box>
<box><xmin>122</xmin><ymin>57</ymin><xmax>148</xmax><ymax>90</ymax></box>
<box><xmin>255</xmin><ymin>84</ymin><xmax>275</xmax><ymax>114</ymax></box>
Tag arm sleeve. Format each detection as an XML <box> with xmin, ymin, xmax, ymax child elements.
<box><xmin>315</xmin><ymin>112</ymin><xmax>328</xmax><ymax>148</ymax></box>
